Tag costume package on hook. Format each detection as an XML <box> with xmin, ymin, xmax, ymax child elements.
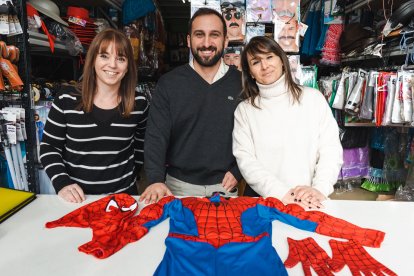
<box><xmin>0</xmin><ymin>1</ymin><xmax>10</xmax><ymax>35</ymax></box>
<box><xmin>359</xmin><ymin>71</ymin><xmax>378</xmax><ymax>120</ymax></box>
<box><xmin>245</xmin><ymin>22</ymin><xmax>265</xmax><ymax>43</ymax></box>
<box><xmin>1</xmin><ymin>110</ymin><xmax>16</xmax><ymax>145</ymax></box>
<box><xmin>273</xmin><ymin>18</ymin><xmax>299</xmax><ymax>53</ymax></box>
<box><xmin>382</xmin><ymin>73</ymin><xmax>397</xmax><ymax>126</ymax></box>
<box><xmin>221</xmin><ymin>0</ymin><xmax>246</xmax><ymax>42</ymax></box>
<box><xmin>287</xmin><ymin>55</ymin><xmax>301</xmax><ymax>84</ymax></box>
<box><xmin>345</xmin><ymin>69</ymin><xmax>367</xmax><ymax>116</ymax></box>
<box><xmin>192</xmin><ymin>0</ymin><xmax>221</xmax><ymax>16</ymax></box>
<box><xmin>391</xmin><ymin>72</ymin><xmax>404</xmax><ymax>124</ymax></box>
<box><xmin>224</xmin><ymin>46</ymin><xmax>243</xmax><ymax>70</ymax></box>
<box><xmin>0</xmin><ymin>0</ymin><xmax>22</xmax><ymax>35</ymax></box>
<box><xmin>272</xmin><ymin>0</ymin><xmax>300</xmax><ymax>23</ymax></box>
<box><xmin>272</xmin><ymin>0</ymin><xmax>300</xmax><ymax>52</ymax></box>
<box><xmin>332</xmin><ymin>71</ymin><xmax>348</xmax><ymax>110</ymax></box>
<box><xmin>300</xmin><ymin>65</ymin><xmax>318</xmax><ymax>89</ymax></box>
<box><xmin>401</xmin><ymin>71</ymin><xmax>414</xmax><ymax>123</ymax></box>
<box><xmin>246</xmin><ymin>0</ymin><xmax>272</xmax><ymax>22</ymax></box>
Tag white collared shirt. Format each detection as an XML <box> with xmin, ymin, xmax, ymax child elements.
<box><xmin>189</xmin><ymin>58</ymin><xmax>229</xmax><ymax>83</ymax></box>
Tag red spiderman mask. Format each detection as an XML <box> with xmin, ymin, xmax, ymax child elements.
<box><xmin>46</xmin><ymin>194</ymin><xmax>141</xmax><ymax>258</ymax></box>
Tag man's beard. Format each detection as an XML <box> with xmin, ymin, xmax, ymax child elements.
<box><xmin>191</xmin><ymin>45</ymin><xmax>224</xmax><ymax>67</ymax></box>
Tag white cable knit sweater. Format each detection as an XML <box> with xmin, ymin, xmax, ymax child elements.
<box><xmin>233</xmin><ymin>74</ymin><xmax>343</xmax><ymax>198</ymax></box>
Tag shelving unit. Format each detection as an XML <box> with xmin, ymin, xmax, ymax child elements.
<box><xmin>28</xmin><ymin>31</ymin><xmax>71</xmax><ymax>52</ymax></box>
<box><xmin>345</xmin><ymin>0</ymin><xmax>405</xmax><ymax>14</ymax></box>
<box><xmin>14</xmin><ymin>0</ymin><xmax>39</xmax><ymax>192</ymax></box>
<box><xmin>342</xmin><ymin>46</ymin><xmax>406</xmax><ymax>63</ymax></box>
<box><xmin>4</xmin><ymin>0</ymin><xmax>125</xmax><ymax>193</ymax></box>
<box><xmin>344</xmin><ymin>122</ymin><xmax>413</xmax><ymax>127</ymax></box>
<box><xmin>344</xmin><ymin>0</ymin><xmax>375</xmax><ymax>14</ymax></box>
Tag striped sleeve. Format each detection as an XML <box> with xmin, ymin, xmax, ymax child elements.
<box><xmin>39</xmin><ymin>93</ymin><xmax>72</xmax><ymax>192</ymax></box>
<box><xmin>133</xmin><ymin>93</ymin><xmax>150</xmax><ymax>176</ymax></box>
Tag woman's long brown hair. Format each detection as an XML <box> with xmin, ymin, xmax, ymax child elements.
<box><xmin>80</xmin><ymin>28</ymin><xmax>137</xmax><ymax>117</ymax></box>
<box><xmin>240</xmin><ymin>36</ymin><xmax>302</xmax><ymax>108</ymax></box>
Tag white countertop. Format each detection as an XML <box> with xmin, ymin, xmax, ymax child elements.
<box><xmin>0</xmin><ymin>195</ymin><xmax>411</xmax><ymax>276</ymax></box>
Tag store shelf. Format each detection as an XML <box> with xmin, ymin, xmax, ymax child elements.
<box><xmin>62</xmin><ymin>0</ymin><xmax>122</xmax><ymax>11</ymax></box>
<box><xmin>344</xmin><ymin>0</ymin><xmax>405</xmax><ymax>14</ymax></box>
<box><xmin>345</xmin><ymin>122</ymin><xmax>413</xmax><ymax>127</ymax></box>
<box><xmin>103</xmin><ymin>0</ymin><xmax>122</xmax><ymax>11</ymax></box>
<box><xmin>341</xmin><ymin>45</ymin><xmax>408</xmax><ymax>63</ymax></box>
<box><xmin>344</xmin><ymin>122</ymin><xmax>375</xmax><ymax>127</ymax></box>
<box><xmin>344</xmin><ymin>0</ymin><xmax>375</xmax><ymax>14</ymax></box>
<box><xmin>28</xmin><ymin>31</ymin><xmax>68</xmax><ymax>51</ymax></box>
<box><xmin>28</xmin><ymin>31</ymin><xmax>86</xmax><ymax>57</ymax></box>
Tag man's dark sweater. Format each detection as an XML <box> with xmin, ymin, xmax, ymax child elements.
<box><xmin>144</xmin><ymin>64</ymin><xmax>242</xmax><ymax>185</ymax></box>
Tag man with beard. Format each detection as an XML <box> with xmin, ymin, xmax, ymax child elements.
<box><xmin>141</xmin><ymin>8</ymin><xmax>243</xmax><ymax>203</ymax></box>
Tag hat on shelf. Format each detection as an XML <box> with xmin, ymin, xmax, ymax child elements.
<box><xmin>27</xmin><ymin>0</ymin><xmax>68</xmax><ymax>26</ymax></box>
<box><xmin>65</xmin><ymin>6</ymin><xmax>97</xmax><ymax>46</ymax></box>
<box><xmin>66</xmin><ymin>6</ymin><xmax>95</xmax><ymax>25</ymax></box>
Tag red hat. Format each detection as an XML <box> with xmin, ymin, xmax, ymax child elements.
<box><xmin>67</xmin><ymin>6</ymin><xmax>93</xmax><ymax>22</ymax></box>
<box><xmin>65</xmin><ymin>6</ymin><xmax>97</xmax><ymax>46</ymax></box>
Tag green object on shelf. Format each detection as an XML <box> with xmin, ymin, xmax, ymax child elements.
<box><xmin>361</xmin><ymin>179</ymin><xmax>401</xmax><ymax>192</ymax></box>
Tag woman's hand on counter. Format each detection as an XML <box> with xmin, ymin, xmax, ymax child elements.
<box><xmin>58</xmin><ymin>184</ymin><xmax>86</xmax><ymax>203</ymax></box>
<box><xmin>283</xmin><ymin>186</ymin><xmax>326</xmax><ymax>210</ymax></box>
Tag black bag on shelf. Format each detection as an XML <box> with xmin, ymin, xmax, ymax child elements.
<box><xmin>340</xmin><ymin>127</ymin><xmax>370</xmax><ymax>149</ymax></box>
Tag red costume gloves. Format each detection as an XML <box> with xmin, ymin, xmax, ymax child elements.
<box><xmin>284</xmin><ymin>238</ymin><xmax>397</xmax><ymax>276</ymax></box>
<box><xmin>329</xmin><ymin>239</ymin><xmax>397</xmax><ymax>276</ymax></box>
<box><xmin>284</xmin><ymin>237</ymin><xmax>334</xmax><ymax>276</ymax></box>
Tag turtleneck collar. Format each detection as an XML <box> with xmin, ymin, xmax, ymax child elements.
<box><xmin>256</xmin><ymin>74</ymin><xmax>288</xmax><ymax>99</ymax></box>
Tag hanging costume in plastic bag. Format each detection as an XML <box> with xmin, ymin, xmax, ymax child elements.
<box><xmin>46</xmin><ymin>193</ymin><xmax>394</xmax><ymax>275</ymax></box>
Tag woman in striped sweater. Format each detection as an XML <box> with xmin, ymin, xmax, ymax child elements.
<box><xmin>40</xmin><ymin>29</ymin><xmax>149</xmax><ymax>203</ymax></box>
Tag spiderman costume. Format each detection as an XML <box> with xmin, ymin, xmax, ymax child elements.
<box><xmin>46</xmin><ymin>194</ymin><xmax>386</xmax><ymax>275</ymax></box>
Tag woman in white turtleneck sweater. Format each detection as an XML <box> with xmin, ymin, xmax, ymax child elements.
<box><xmin>233</xmin><ymin>36</ymin><xmax>342</xmax><ymax>209</ymax></box>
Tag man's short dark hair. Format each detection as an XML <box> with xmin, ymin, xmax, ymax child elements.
<box><xmin>188</xmin><ymin>8</ymin><xmax>227</xmax><ymax>38</ymax></box>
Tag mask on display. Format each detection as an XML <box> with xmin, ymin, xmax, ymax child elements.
<box><xmin>246</xmin><ymin>0</ymin><xmax>272</xmax><ymax>22</ymax></box>
<box><xmin>274</xmin><ymin>18</ymin><xmax>299</xmax><ymax>53</ymax></box>
<box><xmin>192</xmin><ymin>0</ymin><xmax>222</xmax><ymax>16</ymax></box>
<box><xmin>287</xmin><ymin>55</ymin><xmax>301</xmax><ymax>84</ymax></box>
<box><xmin>223</xmin><ymin>46</ymin><xmax>242</xmax><ymax>70</ymax></box>
<box><xmin>245</xmin><ymin>22</ymin><xmax>265</xmax><ymax>43</ymax></box>
<box><xmin>221</xmin><ymin>1</ymin><xmax>246</xmax><ymax>42</ymax></box>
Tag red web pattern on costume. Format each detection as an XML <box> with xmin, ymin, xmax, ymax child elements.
<box><xmin>266</xmin><ymin>200</ymin><xmax>385</xmax><ymax>248</ymax></box>
<box><xmin>45</xmin><ymin>194</ymin><xmax>137</xmax><ymax>229</ymax></box>
<box><xmin>169</xmin><ymin>197</ymin><xmax>268</xmax><ymax>248</ymax></box>
<box><xmin>45</xmin><ymin>194</ymin><xmax>150</xmax><ymax>259</ymax></box>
